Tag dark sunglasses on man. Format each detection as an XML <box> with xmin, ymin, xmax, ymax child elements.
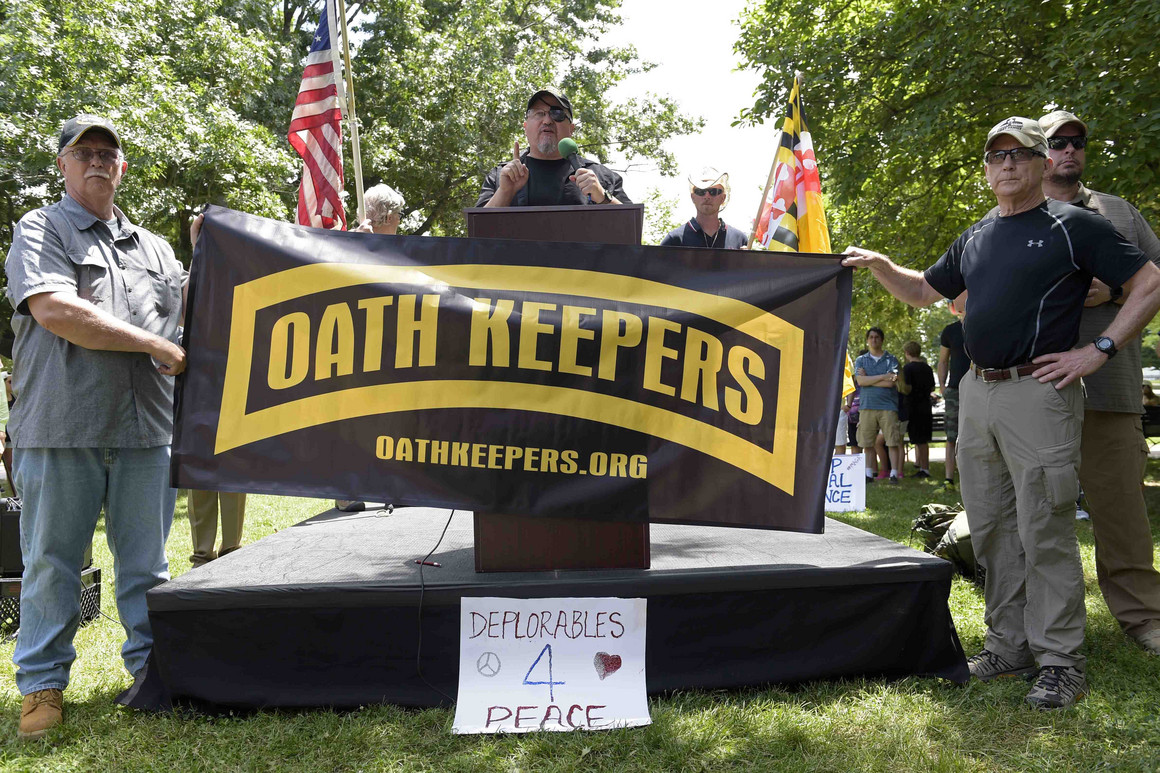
<box><xmin>693</xmin><ymin>186</ymin><xmax>724</xmax><ymax>197</ymax></box>
<box><xmin>527</xmin><ymin>106</ymin><xmax>570</xmax><ymax>123</ymax></box>
<box><xmin>983</xmin><ymin>148</ymin><xmax>1045</xmax><ymax>165</ymax></box>
<box><xmin>1047</xmin><ymin>135</ymin><xmax>1087</xmax><ymax>150</ymax></box>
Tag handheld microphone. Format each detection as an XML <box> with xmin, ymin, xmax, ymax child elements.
<box><xmin>557</xmin><ymin>138</ymin><xmax>582</xmax><ymax>172</ymax></box>
<box><xmin>558</xmin><ymin>138</ymin><xmax>590</xmax><ymax>202</ymax></box>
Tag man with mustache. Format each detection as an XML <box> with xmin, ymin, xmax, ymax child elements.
<box><xmin>1038</xmin><ymin>109</ymin><xmax>1160</xmax><ymax>657</ymax></box>
<box><xmin>477</xmin><ymin>88</ymin><xmax>631</xmax><ymax>207</ymax></box>
<box><xmin>843</xmin><ymin>116</ymin><xmax>1160</xmax><ymax>709</ymax></box>
<box><xmin>5</xmin><ymin>115</ymin><xmax>187</xmax><ymax>739</ymax></box>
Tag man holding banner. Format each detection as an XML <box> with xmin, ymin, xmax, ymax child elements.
<box><xmin>477</xmin><ymin>88</ymin><xmax>631</xmax><ymax>208</ymax></box>
<box><xmin>843</xmin><ymin>116</ymin><xmax>1160</xmax><ymax>709</ymax></box>
<box><xmin>5</xmin><ymin>115</ymin><xmax>186</xmax><ymax>739</ymax></box>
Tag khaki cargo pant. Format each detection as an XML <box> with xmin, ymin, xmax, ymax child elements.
<box><xmin>1080</xmin><ymin>411</ymin><xmax>1160</xmax><ymax>638</ymax></box>
<box><xmin>188</xmin><ymin>490</ymin><xmax>247</xmax><ymax>566</ymax></box>
<box><xmin>958</xmin><ymin>370</ymin><xmax>1085</xmax><ymax>669</ymax></box>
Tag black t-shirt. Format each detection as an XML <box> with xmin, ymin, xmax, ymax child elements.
<box><xmin>903</xmin><ymin>361</ymin><xmax>935</xmax><ymax>415</ymax></box>
<box><xmin>939</xmin><ymin>321</ymin><xmax>970</xmax><ymax>389</ymax></box>
<box><xmin>524</xmin><ymin>157</ymin><xmax>582</xmax><ymax>206</ymax></box>
<box><xmin>924</xmin><ymin>199</ymin><xmax>1148</xmax><ymax>368</ymax></box>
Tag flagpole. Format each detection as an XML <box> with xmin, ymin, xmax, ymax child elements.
<box><xmin>747</xmin><ymin>128</ymin><xmax>783</xmax><ymax>251</ymax></box>
<box><xmin>333</xmin><ymin>0</ymin><xmax>365</xmax><ymax>225</ymax></box>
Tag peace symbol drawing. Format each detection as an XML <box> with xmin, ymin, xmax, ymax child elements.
<box><xmin>476</xmin><ymin>651</ymin><xmax>502</xmax><ymax>677</ymax></box>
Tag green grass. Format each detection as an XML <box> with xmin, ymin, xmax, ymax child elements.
<box><xmin>2</xmin><ymin>458</ymin><xmax>1160</xmax><ymax>772</ymax></box>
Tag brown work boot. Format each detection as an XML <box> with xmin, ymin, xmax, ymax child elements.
<box><xmin>18</xmin><ymin>688</ymin><xmax>63</xmax><ymax>741</ymax></box>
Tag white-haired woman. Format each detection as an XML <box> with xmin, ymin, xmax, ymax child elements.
<box><xmin>355</xmin><ymin>183</ymin><xmax>405</xmax><ymax>235</ymax></box>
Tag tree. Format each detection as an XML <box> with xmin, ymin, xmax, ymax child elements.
<box><xmin>350</xmin><ymin>0</ymin><xmax>700</xmax><ymax>236</ymax></box>
<box><xmin>735</xmin><ymin>0</ymin><xmax>1160</xmax><ymax>344</ymax></box>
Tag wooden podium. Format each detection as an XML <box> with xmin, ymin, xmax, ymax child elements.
<box><xmin>464</xmin><ymin>203</ymin><xmax>650</xmax><ymax>572</ymax></box>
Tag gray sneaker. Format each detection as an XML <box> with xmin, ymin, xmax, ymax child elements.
<box><xmin>967</xmin><ymin>649</ymin><xmax>1037</xmax><ymax>682</ymax></box>
<box><xmin>1025</xmin><ymin>665</ymin><xmax>1087</xmax><ymax>710</ymax></box>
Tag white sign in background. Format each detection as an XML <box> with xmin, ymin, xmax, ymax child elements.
<box><xmin>453</xmin><ymin>597</ymin><xmax>650</xmax><ymax>734</ymax></box>
<box><xmin>825</xmin><ymin>454</ymin><xmax>866</xmax><ymax>512</ymax></box>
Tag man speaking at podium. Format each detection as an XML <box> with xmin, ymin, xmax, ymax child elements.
<box><xmin>476</xmin><ymin>88</ymin><xmax>631</xmax><ymax>207</ymax></box>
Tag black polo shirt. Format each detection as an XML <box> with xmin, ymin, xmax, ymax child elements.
<box><xmin>660</xmin><ymin>218</ymin><xmax>748</xmax><ymax>249</ymax></box>
<box><xmin>924</xmin><ymin>199</ymin><xmax>1148</xmax><ymax>369</ymax></box>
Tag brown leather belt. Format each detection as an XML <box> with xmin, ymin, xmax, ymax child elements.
<box><xmin>972</xmin><ymin>363</ymin><xmax>1038</xmax><ymax>382</ymax></box>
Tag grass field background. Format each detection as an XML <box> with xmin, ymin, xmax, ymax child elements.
<box><xmin>2</xmin><ymin>454</ymin><xmax>1159</xmax><ymax>771</ymax></box>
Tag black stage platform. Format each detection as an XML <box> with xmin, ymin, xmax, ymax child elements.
<box><xmin>145</xmin><ymin>508</ymin><xmax>968</xmax><ymax>709</ymax></box>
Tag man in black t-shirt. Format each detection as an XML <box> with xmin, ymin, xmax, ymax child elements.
<box><xmin>937</xmin><ymin>298</ymin><xmax>970</xmax><ymax>488</ymax></box>
<box><xmin>476</xmin><ymin>88</ymin><xmax>630</xmax><ymax>208</ymax></box>
<box><xmin>842</xmin><ymin>116</ymin><xmax>1160</xmax><ymax>710</ymax></box>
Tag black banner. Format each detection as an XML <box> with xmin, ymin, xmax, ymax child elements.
<box><xmin>173</xmin><ymin>206</ymin><xmax>851</xmax><ymax>532</ymax></box>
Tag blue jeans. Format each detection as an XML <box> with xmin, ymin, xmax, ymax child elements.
<box><xmin>13</xmin><ymin>447</ymin><xmax>176</xmax><ymax>694</ymax></box>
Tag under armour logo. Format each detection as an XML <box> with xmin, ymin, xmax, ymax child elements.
<box><xmin>1028</xmin><ymin>240</ymin><xmax>1044</xmax><ymax>247</ymax></box>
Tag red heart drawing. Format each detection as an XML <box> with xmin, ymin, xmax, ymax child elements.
<box><xmin>593</xmin><ymin>652</ymin><xmax>622</xmax><ymax>680</ymax></box>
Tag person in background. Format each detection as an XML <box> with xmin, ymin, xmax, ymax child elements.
<box><xmin>354</xmin><ymin>183</ymin><xmax>405</xmax><ymax>235</ymax></box>
<box><xmin>853</xmin><ymin>328</ymin><xmax>903</xmax><ymax>484</ymax></box>
<box><xmin>187</xmin><ymin>490</ymin><xmax>246</xmax><ymax>567</ymax></box>
<box><xmin>661</xmin><ymin>167</ymin><xmax>748</xmax><ymax>249</ymax></box>
<box><xmin>1142</xmin><ymin>383</ymin><xmax>1160</xmax><ymax>407</ymax></box>
<box><xmin>902</xmin><ymin>341</ymin><xmax>936</xmax><ymax>478</ymax></box>
<box><xmin>1037</xmin><ymin>109</ymin><xmax>1160</xmax><ymax>656</ymax></box>
<box><xmin>937</xmin><ymin>297</ymin><xmax>969</xmax><ymax>490</ymax></box>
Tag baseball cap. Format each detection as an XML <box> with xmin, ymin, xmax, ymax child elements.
<box><xmin>526</xmin><ymin>89</ymin><xmax>574</xmax><ymax>121</ymax></box>
<box><xmin>984</xmin><ymin>116</ymin><xmax>1047</xmax><ymax>154</ymax></box>
<box><xmin>1039</xmin><ymin>110</ymin><xmax>1087</xmax><ymax>138</ymax></box>
<box><xmin>58</xmin><ymin>114</ymin><xmax>122</xmax><ymax>153</ymax></box>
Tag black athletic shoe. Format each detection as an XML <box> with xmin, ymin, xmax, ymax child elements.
<box><xmin>1026</xmin><ymin>665</ymin><xmax>1087</xmax><ymax>709</ymax></box>
<box><xmin>889</xmin><ymin>476</ymin><xmax>900</xmax><ymax>485</ymax></box>
<box><xmin>915</xmin><ymin>469</ymin><xmax>931</xmax><ymax>478</ymax></box>
<box><xmin>967</xmin><ymin>649</ymin><xmax>1037</xmax><ymax>682</ymax></box>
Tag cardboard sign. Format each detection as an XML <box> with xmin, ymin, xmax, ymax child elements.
<box><xmin>824</xmin><ymin>454</ymin><xmax>865</xmax><ymax>512</ymax></box>
<box><xmin>453</xmin><ymin>597</ymin><xmax>649</xmax><ymax>734</ymax></box>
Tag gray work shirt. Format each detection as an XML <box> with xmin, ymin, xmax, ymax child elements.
<box><xmin>1068</xmin><ymin>185</ymin><xmax>1160</xmax><ymax>413</ymax></box>
<box><xmin>4</xmin><ymin>194</ymin><xmax>186</xmax><ymax>448</ymax></box>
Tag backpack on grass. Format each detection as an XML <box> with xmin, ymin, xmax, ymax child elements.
<box><xmin>911</xmin><ymin>503</ymin><xmax>985</xmax><ymax>585</ymax></box>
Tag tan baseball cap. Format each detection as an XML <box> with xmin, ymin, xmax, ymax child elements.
<box><xmin>1039</xmin><ymin>110</ymin><xmax>1087</xmax><ymax>138</ymax></box>
<box><xmin>984</xmin><ymin>116</ymin><xmax>1047</xmax><ymax>154</ymax></box>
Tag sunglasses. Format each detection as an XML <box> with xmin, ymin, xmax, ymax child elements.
<box><xmin>693</xmin><ymin>187</ymin><xmax>724</xmax><ymax>196</ymax></box>
<box><xmin>527</xmin><ymin>106</ymin><xmax>570</xmax><ymax>123</ymax></box>
<box><xmin>61</xmin><ymin>147</ymin><xmax>122</xmax><ymax>165</ymax></box>
<box><xmin>984</xmin><ymin>148</ymin><xmax>1045</xmax><ymax>165</ymax></box>
<box><xmin>1047</xmin><ymin>135</ymin><xmax>1087</xmax><ymax>150</ymax></box>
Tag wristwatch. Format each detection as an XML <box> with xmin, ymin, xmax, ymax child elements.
<box><xmin>1093</xmin><ymin>336</ymin><xmax>1118</xmax><ymax>359</ymax></box>
<box><xmin>1109</xmin><ymin>285</ymin><xmax>1123</xmax><ymax>301</ymax></box>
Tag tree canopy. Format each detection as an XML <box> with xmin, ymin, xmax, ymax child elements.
<box><xmin>736</xmin><ymin>0</ymin><xmax>1160</xmax><ymax>353</ymax></box>
<box><xmin>0</xmin><ymin>0</ymin><xmax>699</xmax><ymax>261</ymax></box>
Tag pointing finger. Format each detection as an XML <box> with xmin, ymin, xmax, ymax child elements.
<box><xmin>514</xmin><ymin>141</ymin><xmax>520</xmax><ymax>162</ymax></box>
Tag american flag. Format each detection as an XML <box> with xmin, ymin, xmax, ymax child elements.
<box><xmin>289</xmin><ymin>0</ymin><xmax>347</xmax><ymax>229</ymax></box>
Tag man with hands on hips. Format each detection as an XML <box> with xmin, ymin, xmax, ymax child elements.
<box><xmin>842</xmin><ymin>116</ymin><xmax>1160</xmax><ymax>710</ymax></box>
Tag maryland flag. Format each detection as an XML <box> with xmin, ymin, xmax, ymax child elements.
<box><xmin>752</xmin><ymin>75</ymin><xmax>831</xmax><ymax>253</ymax></box>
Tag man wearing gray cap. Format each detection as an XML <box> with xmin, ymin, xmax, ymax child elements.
<box><xmin>661</xmin><ymin>167</ymin><xmax>748</xmax><ymax>249</ymax></box>
<box><xmin>476</xmin><ymin>88</ymin><xmax>630</xmax><ymax>208</ymax></box>
<box><xmin>843</xmin><ymin>116</ymin><xmax>1160</xmax><ymax>709</ymax></box>
<box><xmin>5</xmin><ymin>114</ymin><xmax>187</xmax><ymax>739</ymax></box>
<box><xmin>1039</xmin><ymin>109</ymin><xmax>1160</xmax><ymax>656</ymax></box>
